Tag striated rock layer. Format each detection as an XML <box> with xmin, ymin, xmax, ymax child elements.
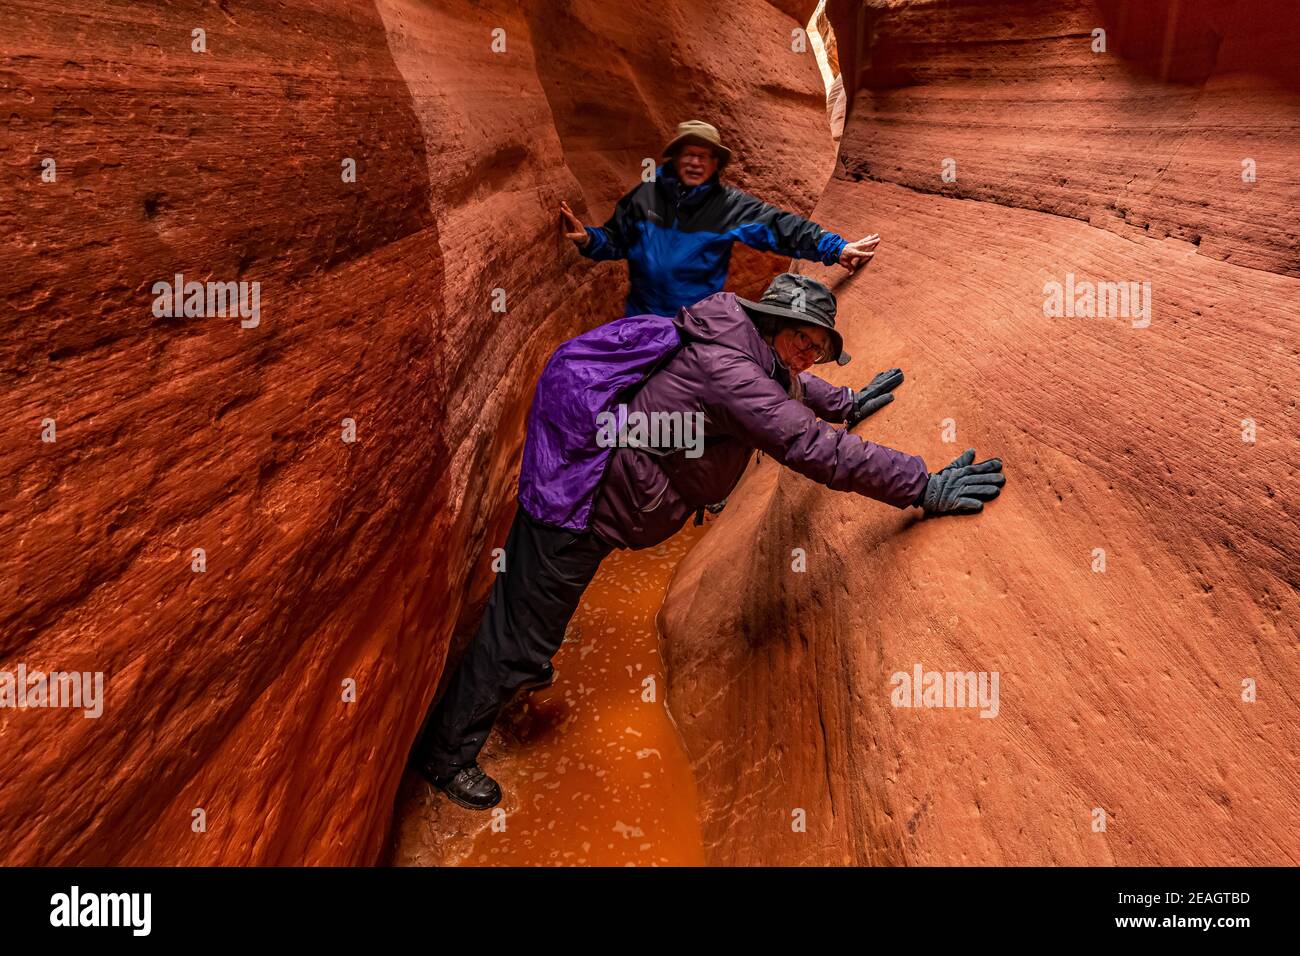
<box><xmin>661</xmin><ymin>0</ymin><xmax>1299</xmax><ymax>865</ymax></box>
<box><xmin>0</xmin><ymin>0</ymin><xmax>829</xmax><ymax>864</ymax></box>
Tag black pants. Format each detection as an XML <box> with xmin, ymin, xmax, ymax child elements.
<box><xmin>415</xmin><ymin>504</ymin><xmax>614</xmax><ymax>779</ymax></box>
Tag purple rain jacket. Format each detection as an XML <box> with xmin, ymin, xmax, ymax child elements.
<box><xmin>517</xmin><ymin>292</ymin><xmax>930</xmax><ymax>550</ymax></box>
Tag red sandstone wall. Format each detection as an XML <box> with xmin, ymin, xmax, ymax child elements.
<box><xmin>0</xmin><ymin>0</ymin><xmax>830</xmax><ymax>864</ymax></box>
<box><xmin>661</xmin><ymin>0</ymin><xmax>1299</xmax><ymax>865</ymax></box>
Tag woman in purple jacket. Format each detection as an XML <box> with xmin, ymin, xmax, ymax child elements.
<box><xmin>414</xmin><ymin>274</ymin><xmax>1006</xmax><ymax>809</ymax></box>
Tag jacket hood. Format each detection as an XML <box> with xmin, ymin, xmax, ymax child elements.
<box><xmin>674</xmin><ymin>292</ymin><xmax>780</xmax><ymax>369</ymax></box>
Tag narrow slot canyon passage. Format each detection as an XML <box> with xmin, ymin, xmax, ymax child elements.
<box><xmin>382</xmin><ymin>3</ymin><xmax>844</xmax><ymax>868</ymax></box>
<box><xmin>389</xmin><ymin>521</ymin><xmax>710</xmax><ymax>866</ymax></box>
<box><xmin>2</xmin><ymin>0</ymin><xmax>848</xmax><ymax>868</ymax></box>
<box><xmin>2</xmin><ymin>0</ymin><xmax>1296</xmax><ymax>875</ymax></box>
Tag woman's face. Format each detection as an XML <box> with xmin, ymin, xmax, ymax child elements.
<box><xmin>773</xmin><ymin>323</ymin><xmax>832</xmax><ymax>375</ymax></box>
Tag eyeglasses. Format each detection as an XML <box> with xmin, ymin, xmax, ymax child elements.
<box><xmin>790</xmin><ymin>327</ymin><xmax>829</xmax><ymax>363</ymax></box>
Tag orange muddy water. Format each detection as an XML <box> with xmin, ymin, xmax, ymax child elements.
<box><xmin>391</xmin><ymin>519</ymin><xmax>711</xmax><ymax>866</ymax></box>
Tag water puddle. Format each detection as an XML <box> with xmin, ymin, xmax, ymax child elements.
<box><xmin>390</xmin><ymin>519</ymin><xmax>710</xmax><ymax>866</ymax></box>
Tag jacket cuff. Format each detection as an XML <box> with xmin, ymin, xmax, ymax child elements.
<box><xmin>580</xmin><ymin>226</ymin><xmax>604</xmax><ymax>258</ymax></box>
<box><xmin>819</xmin><ymin>232</ymin><xmax>848</xmax><ymax>265</ymax></box>
<box><xmin>839</xmin><ymin>385</ymin><xmax>856</xmax><ymax>419</ymax></box>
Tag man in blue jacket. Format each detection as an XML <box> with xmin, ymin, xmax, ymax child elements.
<box><xmin>559</xmin><ymin>120</ymin><xmax>881</xmax><ymax>317</ymax></box>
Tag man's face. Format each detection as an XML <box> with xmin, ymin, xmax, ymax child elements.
<box><xmin>675</xmin><ymin>144</ymin><xmax>719</xmax><ymax>187</ymax></box>
<box><xmin>774</xmin><ymin>323</ymin><xmax>832</xmax><ymax>375</ymax></box>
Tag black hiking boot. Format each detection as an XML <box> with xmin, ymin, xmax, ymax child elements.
<box><xmin>514</xmin><ymin>662</ymin><xmax>555</xmax><ymax>695</ymax></box>
<box><xmin>427</xmin><ymin>763</ymin><xmax>502</xmax><ymax>810</ymax></box>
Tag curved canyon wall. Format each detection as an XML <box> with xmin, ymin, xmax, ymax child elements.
<box><xmin>0</xmin><ymin>0</ymin><xmax>830</xmax><ymax>864</ymax></box>
<box><xmin>661</xmin><ymin>0</ymin><xmax>1299</xmax><ymax>865</ymax></box>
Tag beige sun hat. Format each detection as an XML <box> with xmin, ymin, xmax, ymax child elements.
<box><xmin>662</xmin><ymin>120</ymin><xmax>733</xmax><ymax>169</ymax></box>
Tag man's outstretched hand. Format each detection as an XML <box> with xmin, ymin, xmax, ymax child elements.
<box><xmin>916</xmin><ymin>448</ymin><xmax>1006</xmax><ymax>516</ymax></box>
<box><xmin>845</xmin><ymin>367</ymin><xmax>903</xmax><ymax>427</ymax></box>
<box><xmin>839</xmin><ymin>234</ymin><xmax>880</xmax><ymax>273</ymax></box>
<box><xmin>559</xmin><ymin>201</ymin><xmax>589</xmax><ymax>248</ymax></box>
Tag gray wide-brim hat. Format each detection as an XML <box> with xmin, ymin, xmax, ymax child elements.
<box><xmin>737</xmin><ymin>272</ymin><xmax>851</xmax><ymax>366</ymax></box>
<box><xmin>662</xmin><ymin>120</ymin><xmax>733</xmax><ymax>169</ymax></box>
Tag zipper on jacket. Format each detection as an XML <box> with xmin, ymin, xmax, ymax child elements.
<box><xmin>643</xmin><ymin>478</ymin><xmax>670</xmax><ymax>514</ymax></box>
